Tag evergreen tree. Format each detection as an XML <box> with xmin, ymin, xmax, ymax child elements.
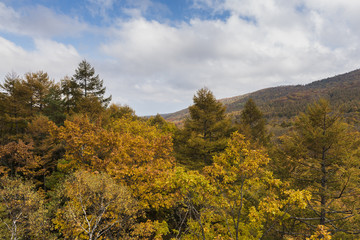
<box><xmin>174</xmin><ymin>88</ymin><xmax>233</xmax><ymax>169</ymax></box>
<box><xmin>24</xmin><ymin>71</ymin><xmax>55</xmax><ymax>114</ymax></box>
<box><xmin>72</xmin><ymin>60</ymin><xmax>111</xmax><ymax>107</ymax></box>
<box><xmin>43</xmin><ymin>83</ymin><xmax>66</xmax><ymax>125</ymax></box>
<box><xmin>0</xmin><ymin>73</ymin><xmax>32</xmax><ymax>142</ymax></box>
<box><xmin>238</xmin><ymin>98</ymin><xmax>270</xmax><ymax>146</ymax></box>
<box><xmin>280</xmin><ymin>99</ymin><xmax>360</xmax><ymax>237</ymax></box>
<box><xmin>60</xmin><ymin>76</ymin><xmax>81</xmax><ymax>114</ymax></box>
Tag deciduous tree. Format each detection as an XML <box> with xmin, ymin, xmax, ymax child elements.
<box><xmin>171</xmin><ymin>167</ymin><xmax>216</xmax><ymax>240</ymax></box>
<box><xmin>50</xmin><ymin>116</ymin><xmax>177</xmax><ymax>238</ymax></box>
<box><xmin>0</xmin><ymin>140</ymin><xmax>44</xmax><ymax>182</ymax></box>
<box><xmin>0</xmin><ymin>176</ymin><xmax>49</xmax><ymax>240</ymax></box>
<box><xmin>203</xmin><ymin>132</ymin><xmax>310</xmax><ymax>240</ymax></box>
<box><xmin>54</xmin><ymin>170</ymin><xmax>138</xmax><ymax>240</ymax></box>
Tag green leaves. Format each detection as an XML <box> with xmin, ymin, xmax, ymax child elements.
<box><xmin>281</xmin><ymin>99</ymin><xmax>360</xmax><ymax>236</ymax></box>
<box><xmin>238</xmin><ymin>98</ymin><xmax>270</xmax><ymax>146</ymax></box>
<box><xmin>174</xmin><ymin>88</ymin><xmax>233</xmax><ymax>169</ymax></box>
<box><xmin>73</xmin><ymin>60</ymin><xmax>111</xmax><ymax>107</ymax></box>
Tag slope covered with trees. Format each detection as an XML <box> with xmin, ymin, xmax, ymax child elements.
<box><xmin>164</xmin><ymin>69</ymin><xmax>360</xmax><ymax>127</ymax></box>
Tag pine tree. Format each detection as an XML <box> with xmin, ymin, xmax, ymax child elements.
<box><xmin>0</xmin><ymin>73</ymin><xmax>32</xmax><ymax>142</ymax></box>
<box><xmin>281</xmin><ymin>99</ymin><xmax>360</xmax><ymax>237</ymax></box>
<box><xmin>174</xmin><ymin>88</ymin><xmax>233</xmax><ymax>169</ymax></box>
<box><xmin>60</xmin><ymin>76</ymin><xmax>82</xmax><ymax>114</ymax></box>
<box><xmin>238</xmin><ymin>98</ymin><xmax>270</xmax><ymax>146</ymax></box>
<box><xmin>43</xmin><ymin>83</ymin><xmax>66</xmax><ymax>125</ymax></box>
<box><xmin>72</xmin><ymin>60</ymin><xmax>111</xmax><ymax>107</ymax></box>
<box><xmin>24</xmin><ymin>71</ymin><xmax>53</xmax><ymax>113</ymax></box>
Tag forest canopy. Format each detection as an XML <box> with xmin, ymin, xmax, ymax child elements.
<box><xmin>0</xmin><ymin>62</ymin><xmax>359</xmax><ymax>239</ymax></box>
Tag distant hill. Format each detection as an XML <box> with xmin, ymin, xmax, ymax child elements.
<box><xmin>164</xmin><ymin>69</ymin><xmax>360</xmax><ymax>126</ymax></box>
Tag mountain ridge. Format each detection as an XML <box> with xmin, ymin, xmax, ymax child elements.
<box><xmin>164</xmin><ymin>68</ymin><xmax>360</xmax><ymax>124</ymax></box>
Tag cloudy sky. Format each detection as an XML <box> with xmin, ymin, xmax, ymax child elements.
<box><xmin>1</xmin><ymin>0</ymin><xmax>360</xmax><ymax>115</ymax></box>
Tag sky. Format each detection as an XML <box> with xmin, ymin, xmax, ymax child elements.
<box><xmin>1</xmin><ymin>0</ymin><xmax>360</xmax><ymax>115</ymax></box>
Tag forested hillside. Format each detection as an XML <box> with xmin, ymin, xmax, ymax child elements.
<box><xmin>164</xmin><ymin>69</ymin><xmax>360</xmax><ymax>127</ymax></box>
<box><xmin>0</xmin><ymin>63</ymin><xmax>359</xmax><ymax>239</ymax></box>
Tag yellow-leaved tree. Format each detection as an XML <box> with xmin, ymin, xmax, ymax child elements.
<box><xmin>0</xmin><ymin>176</ymin><xmax>50</xmax><ymax>240</ymax></box>
<box><xmin>171</xmin><ymin>132</ymin><xmax>310</xmax><ymax>240</ymax></box>
<box><xmin>50</xmin><ymin>115</ymin><xmax>177</xmax><ymax>239</ymax></box>
<box><xmin>171</xmin><ymin>167</ymin><xmax>216</xmax><ymax>239</ymax></box>
<box><xmin>54</xmin><ymin>170</ymin><xmax>137</xmax><ymax>240</ymax></box>
<box><xmin>106</xmin><ymin>117</ymin><xmax>176</xmax><ymax>210</ymax></box>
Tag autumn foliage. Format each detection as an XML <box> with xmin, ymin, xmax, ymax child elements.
<box><xmin>0</xmin><ymin>64</ymin><xmax>359</xmax><ymax>239</ymax></box>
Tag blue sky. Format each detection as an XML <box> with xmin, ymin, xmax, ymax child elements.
<box><xmin>1</xmin><ymin>0</ymin><xmax>360</xmax><ymax>115</ymax></box>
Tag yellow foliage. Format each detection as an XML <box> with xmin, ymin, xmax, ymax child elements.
<box><xmin>51</xmin><ymin>116</ymin><xmax>177</xmax><ymax>237</ymax></box>
<box><xmin>0</xmin><ymin>176</ymin><xmax>49</xmax><ymax>239</ymax></box>
<box><xmin>54</xmin><ymin>170</ymin><xmax>138</xmax><ymax>239</ymax></box>
<box><xmin>306</xmin><ymin>225</ymin><xmax>332</xmax><ymax>240</ymax></box>
<box><xmin>201</xmin><ymin>132</ymin><xmax>310</xmax><ymax>239</ymax></box>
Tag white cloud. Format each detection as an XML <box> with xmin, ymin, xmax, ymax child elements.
<box><xmin>0</xmin><ymin>2</ymin><xmax>88</xmax><ymax>88</ymax></box>
<box><xmin>97</xmin><ymin>0</ymin><xmax>360</xmax><ymax>115</ymax></box>
<box><xmin>0</xmin><ymin>36</ymin><xmax>81</xmax><ymax>81</ymax></box>
<box><xmin>0</xmin><ymin>3</ymin><xmax>90</xmax><ymax>38</ymax></box>
<box><xmin>2</xmin><ymin>0</ymin><xmax>360</xmax><ymax>115</ymax></box>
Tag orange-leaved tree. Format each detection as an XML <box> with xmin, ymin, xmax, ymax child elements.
<box><xmin>51</xmin><ymin>115</ymin><xmax>177</xmax><ymax>238</ymax></box>
<box><xmin>0</xmin><ymin>140</ymin><xmax>44</xmax><ymax>182</ymax></box>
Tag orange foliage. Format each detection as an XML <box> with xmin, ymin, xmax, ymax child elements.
<box><xmin>50</xmin><ymin>116</ymin><xmax>176</xmax><ymax>211</ymax></box>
